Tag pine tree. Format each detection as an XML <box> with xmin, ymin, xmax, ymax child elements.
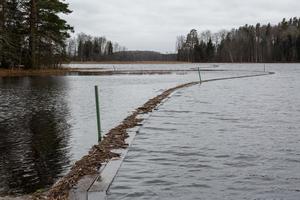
<box><xmin>296</xmin><ymin>35</ymin><xmax>300</xmax><ymax>61</ymax></box>
<box><xmin>177</xmin><ymin>17</ymin><xmax>300</xmax><ymax>63</ymax></box>
<box><xmin>33</xmin><ymin>0</ymin><xmax>73</xmax><ymax>68</ymax></box>
<box><xmin>0</xmin><ymin>0</ymin><xmax>73</xmax><ymax>68</ymax></box>
<box><xmin>29</xmin><ymin>0</ymin><xmax>37</xmax><ymax>68</ymax></box>
<box><xmin>106</xmin><ymin>41</ymin><xmax>113</xmax><ymax>55</ymax></box>
<box><xmin>206</xmin><ymin>38</ymin><xmax>215</xmax><ymax>62</ymax></box>
<box><xmin>1</xmin><ymin>0</ymin><xmax>24</xmax><ymax>68</ymax></box>
<box><xmin>0</xmin><ymin>0</ymin><xmax>7</xmax><ymax>67</ymax></box>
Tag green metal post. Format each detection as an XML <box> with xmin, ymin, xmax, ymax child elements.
<box><xmin>198</xmin><ymin>67</ymin><xmax>202</xmax><ymax>84</ymax></box>
<box><xmin>95</xmin><ymin>85</ymin><xmax>101</xmax><ymax>142</ymax></box>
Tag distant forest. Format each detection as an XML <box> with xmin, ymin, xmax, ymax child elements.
<box><xmin>177</xmin><ymin>17</ymin><xmax>300</xmax><ymax>62</ymax></box>
<box><xmin>1</xmin><ymin>0</ymin><xmax>300</xmax><ymax>70</ymax></box>
<box><xmin>66</xmin><ymin>33</ymin><xmax>176</xmax><ymax>62</ymax></box>
<box><xmin>110</xmin><ymin>51</ymin><xmax>176</xmax><ymax>62</ymax></box>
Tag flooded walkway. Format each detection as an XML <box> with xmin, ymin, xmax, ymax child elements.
<box><xmin>107</xmin><ymin>66</ymin><xmax>300</xmax><ymax>199</ymax></box>
<box><xmin>0</xmin><ymin>73</ymin><xmax>196</xmax><ymax>195</ymax></box>
<box><xmin>1</xmin><ymin>64</ymin><xmax>299</xmax><ymax>198</ymax></box>
<box><xmin>0</xmin><ymin>68</ymin><xmax>253</xmax><ymax>196</ymax></box>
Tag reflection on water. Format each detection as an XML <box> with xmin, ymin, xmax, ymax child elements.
<box><xmin>0</xmin><ymin>73</ymin><xmax>197</xmax><ymax>195</ymax></box>
<box><xmin>0</xmin><ymin>77</ymin><xmax>71</xmax><ymax>195</ymax></box>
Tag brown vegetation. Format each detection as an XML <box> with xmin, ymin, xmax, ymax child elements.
<box><xmin>69</xmin><ymin>61</ymin><xmax>187</xmax><ymax>64</ymax></box>
<box><xmin>0</xmin><ymin>69</ymin><xmax>73</xmax><ymax>77</ymax></box>
<box><xmin>0</xmin><ymin>68</ymin><xmax>189</xmax><ymax>77</ymax></box>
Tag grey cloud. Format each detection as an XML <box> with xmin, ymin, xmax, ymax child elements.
<box><xmin>64</xmin><ymin>0</ymin><xmax>300</xmax><ymax>52</ymax></box>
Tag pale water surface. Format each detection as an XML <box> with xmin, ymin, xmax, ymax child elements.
<box><xmin>0</xmin><ymin>63</ymin><xmax>297</xmax><ymax>196</ymax></box>
<box><xmin>107</xmin><ymin>64</ymin><xmax>300</xmax><ymax>200</ymax></box>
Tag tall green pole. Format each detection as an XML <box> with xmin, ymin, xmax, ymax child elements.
<box><xmin>198</xmin><ymin>67</ymin><xmax>202</xmax><ymax>84</ymax></box>
<box><xmin>95</xmin><ymin>85</ymin><xmax>101</xmax><ymax>142</ymax></box>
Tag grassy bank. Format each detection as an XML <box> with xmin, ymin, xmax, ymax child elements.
<box><xmin>68</xmin><ymin>61</ymin><xmax>187</xmax><ymax>64</ymax></box>
<box><xmin>0</xmin><ymin>68</ymin><xmax>74</xmax><ymax>77</ymax></box>
<box><xmin>0</xmin><ymin>68</ymin><xmax>186</xmax><ymax>77</ymax></box>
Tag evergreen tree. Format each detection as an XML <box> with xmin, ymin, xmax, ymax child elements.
<box><xmin>0</xmin><ymin>0</ymin><xmax>73</xmax><ymax>69</ymax></box>
<box><xmin>32</xmin><ymin>0</ymin><xmax>73</xmax><ymax>68</ymax></box>
<box><xmin>296</xmin><ymin>35</ymin><xmax>300</xmax><ymax>61</ymax></box>
<box><xmin>206</xmin><ymin>38</ymin><xmax>215</xmax><ymax>61</ymax></box>
<box><xmin>1</xmin><ymin>0</ymin><xmax>24</xmax><ymax>68</ymax></box>
<box><xmin>106</xmin><ymin>41</ymin><xmax>113</xmax><ymax>55</ymax></box>
<box><xmin>177</xmin><ymin>17</ymin><xmax>300</xmax><ymax>63</ymax></box>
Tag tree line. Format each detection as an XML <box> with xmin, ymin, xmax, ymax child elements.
<box><xmin>110</xmin><ymin>51</ymin><xmax>176</xmax><ymax>62</ymax></box>
<box><xmin>66</xmin><ymin>34</ymin><xmax>177</xmax><ymax>62</ymax></box>
<box><xmin>0</xmin><ymin>0</ymin><xmax>74</xmax><ymax>69</ymax></box>
<box><xmin>66</xmin><ymin>33</ymin><xmax>127</xmax><ymax>62</ymax></box>
<box><xmin>177</xmin><ymin>17</ymin><xmax>300</xmax><ymax>62</ymax></box>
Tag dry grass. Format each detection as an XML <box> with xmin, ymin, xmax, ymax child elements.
<box><xmin>0</xmin><ymin>68</ymin><xmax>181</xmax><ymax>77</ymax></box>
<box><xmin>0</xmin><ymin>68</ymin><xmax>75</xmax><ymax>77</ymax></box>
<box><xmin>68</xmin><ymin>61</ymin><xmax>187</xmax><ymax>64</ymax></box>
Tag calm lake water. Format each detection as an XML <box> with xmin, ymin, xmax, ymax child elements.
<box><xmin>107</xmin><ymin>64</ymin><xmax>300</xmax><ymax>200</ymax></box>
<box><xmin>0</xmin><ymin>73</ymin><xmax>199</xmax><ymax>195</ymax></box>
<box><xmin>0</xmin><ymin>63</ymin><xmax>299</xmax><ymax>197</ymax></box>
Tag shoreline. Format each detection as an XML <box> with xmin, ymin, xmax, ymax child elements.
<box><xmin>0</xmin><ymin>68</ymin><xmax>175</xmax><ymax>77</ymax></box>
<box><xmin>0</xmin><ymin>69</ymin><xmax>75</xmax><ymax>77</ymax></box>
<box><xmin>67</xmin><ymin>61</ymin><xmax>187</xmax><ymax>64</ymax></box>
<box><xmin>66</xmin><ymin>61</ymin><xmax>300</xmax><ymax>64</ymax></box>
<box><xmin>0</xmin><ymin>63</ymin><xmax>297</xmax><ymax>78</ymax></box>
<box><xmin>0</xmin><ymin>68</ymin><xmax>225</xmax><ymax>77</ymax></box>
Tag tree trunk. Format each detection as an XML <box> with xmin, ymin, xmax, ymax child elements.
<box><xmin>29</xmin><ymin>0</ymin><xmax>37</xmax><ymax>68</ymax></box>
<box><xmin>0</xmin><ymin>1</ymin><xmax>5</xmax><ymax>67</ymax></box>
<box><xmin>0</xmin><ymin>1</ymin><xmax>4</xmax><ymax>30</ymax></box>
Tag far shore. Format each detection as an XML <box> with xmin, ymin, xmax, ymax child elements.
<box><xmin>0</xmin><ymin>68</ymin><xmax>187</xmax><ymax>77</ymax></box>
<box><xmin>0</xmin><ymin>68</ymin><xmax>75</xmax><ymax>77</ymax></box>
<box><xmin>0</xmin><ymin>63</ymin><xmax>297</xmax><ymax>77</ymax></box>
<box><xmin>67</xmin><ymin>61</ymin><xmax>188</xmax><ymax>64</ymax></box>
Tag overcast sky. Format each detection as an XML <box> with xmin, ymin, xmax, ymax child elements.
<box><xmin>63</xmin><ymin>0</ymin><xmax>300</xmax><ymax>53</ymax></box>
